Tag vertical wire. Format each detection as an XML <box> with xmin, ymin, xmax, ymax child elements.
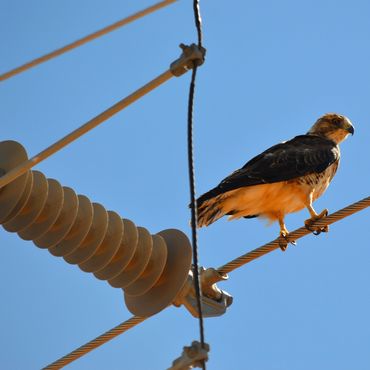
<box><xmin>188</xmin><ymin>1</ymin><xmax>206</xmax><ymax>369</ymax></box>
<box><xmin>193</xmin><ymin>2</ymin><xmax>203</xmax><ymax>47</ymax></box>
<box><xmin>188</xmin><ymin>65</ymin><xmax>206</xmax><ymax>349</ymax></box>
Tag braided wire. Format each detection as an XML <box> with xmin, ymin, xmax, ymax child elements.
<box><xmin>217</xmin><ymin>196</ymin><xmax>370</xmax><ymax>275</ymax></box>
<box><xmin>0</xmin><ymin>0</ymin><xmax>177</xmax><ymax>82</ymax></box>
<box><xmin>0</xmin><ymin>70</ymin><xmax>173</xmax><ymax>190</ymax></box>
<box><xmin>42</xmin><ymin>316</ymin><xmax>146</xmax><ymax>369</ymax></box>
<box><xmin>188</xmin><ymin>64</ymin><xmax>206</xmax><ymax>347</ymax></box>
<box><xmin>188</xmin><ymin>1</ymin><xmax>206</xmax><ymax>369</ymax></box>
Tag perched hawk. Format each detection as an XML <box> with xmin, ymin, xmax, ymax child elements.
<box><xmin>196</xmin><ymin>113</ymin><xmax>354</xmax><ymax>249</ymax></box>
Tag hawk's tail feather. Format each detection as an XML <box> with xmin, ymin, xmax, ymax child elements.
<box><xmin>196</xmin><ymin>193</ymin><xmax>227</xmax><ymax>227</ymax></box>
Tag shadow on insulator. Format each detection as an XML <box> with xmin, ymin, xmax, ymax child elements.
<box><xmin>0</xmin><ymin>141</ymin><xmax>192</xmax><ymax>317</ymax></box>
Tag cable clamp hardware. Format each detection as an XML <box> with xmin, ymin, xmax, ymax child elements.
<box><xmin>174</xmin><ymin>267</ymin><xmax>233</xmax><ymax>318</ymax></box>
<box><xmin>170</xmin><ymin>43</ymin><xmax>206</xmax><ymax>77</ymax></box>
<box><xmin>167</xmin><ymin>341</ymin><xmax>210</xmax><ymax>370</ymax></box>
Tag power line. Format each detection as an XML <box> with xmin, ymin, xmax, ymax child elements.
<box><xmin>0</xmin><ymin>0</ymin><xmax>177</xmax><ymax>82</ymax></box>
<box><xmin>217</xmin><ymin>196</ymin><xmax>370</xmax><ymax>276</ymax></box>
<box><xmin>35</xmin><ymin>196</ymin><xmax>368</xmax><ymax>369</ymax></box>
<box><xmin>188</xmin><ymin>1</ymin><xmax>207</xmax><ymax>369</ymax></box>
<box><xmin>188</xmin><ymin>64</ymin><xmax>206</xmax><ymax>354</ymax></box>
<box><xmin>42</xmin><ymin>316</ymin><xmax>146</xmax><ymax>369</ymax></box>
<box><xmin>193</xmin><ymin>0</ymin><xmax>203</xmax><ymax>48</ymax></box>
<box><xmin>0</xmin><ymin>43</ymin><xmax>206</xmax><ymax>191</ymax></box>
<box><xmin>3</xmin><ymin>1</ymin><xmax>367</xmax><ymax>369</ymax></box>
<box><xmin>0</xmin><ymin>70</ymin><xmax>173</xmax><ymax>190</ymax></box>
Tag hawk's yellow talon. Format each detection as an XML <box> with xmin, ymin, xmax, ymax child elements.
<box><xmin>279</xmin><ymin>233</ymin><xmax>288</xmax><ymax>251</ymax></box>
<box><xmin>278</xmin><ymin>231</ymin><xmax>296</xmax><ymax>251</ymax></box>
<box><xmin>305</xmin><ymin>209</ymin><xmax>329</xmax><ymax>235</ymax></box>
<box><xmin>318</xmin><ymin>208</ymin><xmax>329</xmax><ymax>218</ymax></box>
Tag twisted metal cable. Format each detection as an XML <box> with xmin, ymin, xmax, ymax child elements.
<box><xmin>0</xmin><ymin>70</ymin><xmax>174</xmax><ymax>190</ymax></box>
<box><xmin>188</xmin><ymin>1</ymin><xmax>206</xmax><ymax>369</ymax></box>
<box><xmin>42</xmin><ymin>316</ymin><xmax>146</xmax><ymax>369</ymax></box>
<box><xmin>193</xmin><ymin>0</ymin><xmax>203</xmax><ymax>47</ymax></box>
<box><xmin>0</xmin><ymin>0</ymin><xmax>177</xmax><ymax>82</ymax></box>
<box><xmin>217</xmin><ymin>196</ymin><xmax>370</xmax><ymax>275</ymax></box>
<box><xmin>188</xmin><ymin>65</ymin><xmax>206</xmax><ymax>345</ymax></box>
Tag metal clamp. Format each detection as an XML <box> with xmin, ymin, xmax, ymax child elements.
<box><xmin>170</xmin><ymin>43</ymin><xmax>206</xmax><ymax>77</ymax></box>
<box><xmin>167</xmin><ymin>341</ymin><xmax>210</xmax><ymax>370</ymax></box>
<box><xmin>174</xmin><ymin>267</ymin><xmax>233</xmax><ymax>318</ymax></box>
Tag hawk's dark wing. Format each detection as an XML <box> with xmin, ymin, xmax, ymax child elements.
<box><xmin>197</xmin><ymin>135</ymin><xmax>339</xmax><ymax>204</ymax></box>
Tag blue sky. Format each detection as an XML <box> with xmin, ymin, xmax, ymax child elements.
<box><xmin>1</xmin><ymin>1</ymin><xmax>370</xmax><ymax>369</ymax></box>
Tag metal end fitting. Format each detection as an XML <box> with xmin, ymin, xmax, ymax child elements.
<box><xmin>167</xmin><ymin>341</ymin><xmax>210</xmax><ymax>370</ymax></box>
<box><xmin>173</xmin><ymin>267</ymin><xmax>233</xmax><ymax>318</ymax></box>
<box><xmin>170</xmin><ymin>43</ymin><xmax>206</xmax><ymax>77</ymax></box>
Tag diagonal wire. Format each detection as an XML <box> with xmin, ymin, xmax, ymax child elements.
<box><xmin>217</xmin><ymin>196</ymin><xmax>370</xmax><ymax>275</ymax></box>
<box><xmin>0</xmin><ymin>0</ymin><xmax>177</xmax><ymax>82</ymax></box>
<box><xmin>42</xmin><ymin>316</ymin><xmax>146</xmax><ymax>369</ymax></box>
<box><xmin>188</xmin><ymin>1</ymin><xmax>206</xmax><ymax>369</ymax></box>
<box><xmin>0</xmin><ymin>69</ymin><xmax>174</xmax><ymax>190</ymax></box>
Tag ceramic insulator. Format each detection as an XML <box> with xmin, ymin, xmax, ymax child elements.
<box><xmin>0</xmin><ymin>141</ymin><xmax>192</xmax><ymax>317</ymax></box>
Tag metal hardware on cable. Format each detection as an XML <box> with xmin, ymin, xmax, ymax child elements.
<box><xmin>170</xmin><ymin>44</ymin><xmax>206</xmax><ymax>77</ymax></box>
<box><xmin>173</xmin><ymin>267</ymin><xmax>233</xmax><ymax>318</ymax></box>
<box><xmin>42</xmin><ymin>316</ymin><xmax>146</xmax><ymax>370</ymax></box>
<box><xmin>168</xmin><ymin>341</ymin><xmax>210</xmax><ymax>370</ymax></box>
<box><xmin>0</xmin><ymin>0</ymin><xmax>178</xmax><ymax>82</ymax></box>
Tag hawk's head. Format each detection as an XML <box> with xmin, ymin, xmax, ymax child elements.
<box><xmin>308</xmin><ymin>113</ymin><xmax>354</xmax><ymax>144</ymax></box>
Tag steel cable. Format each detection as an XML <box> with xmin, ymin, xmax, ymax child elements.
<box><xmin>188</xmin><ymin>1</ymin><xmax>206</xmax><ymax>369</ymax></box>
<box><xmin>0</xmin><ymin>70</ymin><xmax>174</xmax><ymax>190</ymax></box>
<box><xmin>217</xmin><ymin>196</ymin><xmax>370</xmax><ymax>275</ymax></box>
<box><xmin>42</xmin><ymin>316</ymin><xmax>146</xmax><ymax>369</ymax></box>
<box><xmin>0</xmin><ymin>0</ymin><xmax>177</xmax><ymax>82</ymax></box>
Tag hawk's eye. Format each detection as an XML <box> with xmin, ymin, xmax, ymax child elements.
<box><xmin>332</xmin><ymin>117</ymin><xmax>343</xmax><ymax>126</ymax></box>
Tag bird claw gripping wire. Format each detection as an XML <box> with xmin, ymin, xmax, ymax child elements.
<box><xmin>278</xmin><ymin>232</ymin><xmax>297</xmax><ymax>251</ymax></box>
<box><xmin>304</xmin><ymin>209</ymin><xmax>330</xmax><ymax>235</ymax></box>
<box><xmin>170</xmin><ymin>43</ymin><xmax>206</xmax><ymax>77</ymax></box>
<box><xmin>173</xmin><ymin>267</ymin><xmax>233</xmax><ymax>318</ymax></box>
<box><xmin>167</xmin><ymin>341</ymin><xmax>210</xmax><ymax>370</ymax></box>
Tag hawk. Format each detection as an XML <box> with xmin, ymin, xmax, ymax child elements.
<box><xmin>196</xmin><ymin>113</ymin><xmax>354</xmax><ymax>250</ymax></box>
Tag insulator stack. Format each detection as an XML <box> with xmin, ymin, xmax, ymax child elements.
<box><xmin>0</xmin><ymin>141</ymin><xmax>192</xmax><ymax>317</ymax></box>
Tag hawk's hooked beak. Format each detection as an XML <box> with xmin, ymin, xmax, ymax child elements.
<box><xmin>347</xmin><ymin>125</ymin><xmax>355</xmax><ymax>135</ymax></box>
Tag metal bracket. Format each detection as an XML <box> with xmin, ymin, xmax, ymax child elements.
<box><xmin>173</xmin><ymin>267</ymin><xmax>233</xmax><ymax>318</ymax></box>
<box><xmin>170</xmin><ymin>43</ymin><xmax>206</xmax><ymax>77</ymax></box>
<box><xmin>167</xmin><ymin>341</ymin><xmax>210</xmax><ymax>370</ymax></box>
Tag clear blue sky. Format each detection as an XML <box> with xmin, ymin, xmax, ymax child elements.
<box><xmin>1</xmin><ymin>1</ymin><xmax>370</xmax><ymax>369</ymax></box>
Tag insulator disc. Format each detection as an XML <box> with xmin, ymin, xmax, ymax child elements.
<box><xmin>93</xmin><ymin>218</ymin><xmax>138</xmax><ymax>281</ymax></box>
<box><xmin>34</xmin><ymin>187</ymin><xmax>78</xmax><ymax>248</ymax></box>
<box><xmin>108</xmin><ymin>227</ymin><xmax>153</xmax><ymax>288</ymax></box>
<box><xmin>3</xmin><ymin>171</ymin><xmax>48</xmax><ymax>232</ymax></box>
<box><xmin>124</xmin><ymin>234</ymin><xmax>168</xmax><ymax>297</ymax></box>
<box><xmin>63</xmin><ymin>203</ymin><xmax>108</xmax><ymax>265</ymax></box>
<box><xmin>80</xmin><ymin>211</ymin><xmax>123</xmax><ymax>273</ymax></box>
<box><xmin>49</xmin><ymin>195</ymin><xmax>94</xmax><ymax>257</ymax></box>
<box><xmin>3</xmin><ymin>170</ymin><xmax>33</xmax><ymax>223</ymax></box>
<box><xmin>0</xmin><ymin>141</ymin><xmax>29</xmax><ymax>223</ymax></box>
<box><xmin>18</xmin><ymin>178</ymin><xmax>64</xmax><ymax>241</ymax></box>
<box><xmin>124</xmin><ymin>229</ymin><xmax>192</xmax><ymax>317</ymax></box>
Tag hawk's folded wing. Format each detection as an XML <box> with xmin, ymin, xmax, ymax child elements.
<box><xmin>198</xmin><ymin>135</ymin><xmax>340</xmax><ymax>204</ymax></box>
